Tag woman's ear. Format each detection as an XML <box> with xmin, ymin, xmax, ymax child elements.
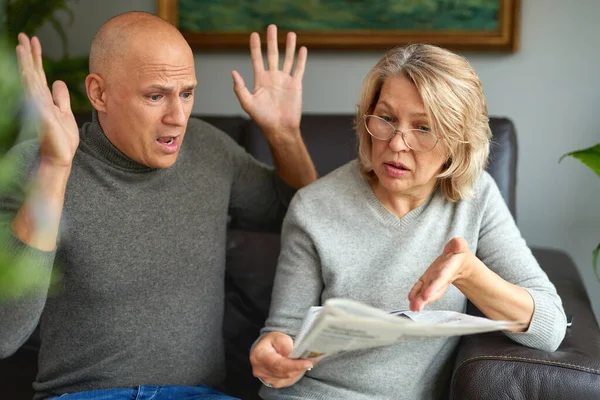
<box><xmin>85</xmin><ymin>73</ymin><xmax>107</xmax><ymax>112</ymax></box>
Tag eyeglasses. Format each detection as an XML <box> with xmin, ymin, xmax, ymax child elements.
<box><xmin>364</xmin><ymin>115</ymin><xmax>440</xmax><ymax>153</ymax></box>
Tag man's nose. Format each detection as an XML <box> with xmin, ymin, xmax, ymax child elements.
<box><xmin>164</xmin><ymin>99</ymin><xmax>187</xmax><ymax>126</ymax></box>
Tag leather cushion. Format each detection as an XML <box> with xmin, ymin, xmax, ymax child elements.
<box><xmin>243</xmin><ymin>114</ymin><xmax>358</xmax><ymax>176</ymax></box>
<box><xmin>487</xmin><ymin>118</ymin><xmax>517</xmax><ymax>218</ymax></box>
<box><xmin>451</xmin><ymin>248</ymin><xmax>600</xmax><ymax>400</ymax></box>
<box><xmin>222</xmin><ymin>229</ymin><xmax>281</xmax><ymax>399</ymax></box>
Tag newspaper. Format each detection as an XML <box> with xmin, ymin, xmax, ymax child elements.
<box><xmin>289</xmin><ymin>298</ymin><xmax>525</xmax><ymax>360</ymax></box>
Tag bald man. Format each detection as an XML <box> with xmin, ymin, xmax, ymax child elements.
<box><xmin>0</xmin><ymin>11</ymin><xmax>316</xmax><ymax>400</ymax></box>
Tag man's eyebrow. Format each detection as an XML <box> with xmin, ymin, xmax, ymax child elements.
<box><xmin>147</xmin><ymin>84</ymin><xmax>197</xmax><ymax>91</ymax></box>
<box><xmin>147</xmin><ymin>84</ymin><xmax>173</xmax><ymax>91</ymax></box>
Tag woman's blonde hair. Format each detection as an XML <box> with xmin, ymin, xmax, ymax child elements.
<box><xmin>356</xmin><ymin>43</ymin><xmax>491</xmax><ymax>201</ymax></box>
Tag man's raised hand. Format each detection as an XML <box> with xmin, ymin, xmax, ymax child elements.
<box><xmin>16</xmin><ymin>33</ymin><xmax>79</xmax><ymax>168</ymax></box>
<box><xmin>232</xmin><ymin>24</ymin><xmax>306</xmax><ymax>139</ymax></box>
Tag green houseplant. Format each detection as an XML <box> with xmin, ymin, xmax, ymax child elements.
<box><xmin>0</xmin><ymin>0</ymin><xmax>86</xmax><ymax>296</ymax></box>
<box><xmin>0</xmin><ymin>34</ymin><xmax>54</xmax><ymax>298</ymax></box>
<box><xmin>3</xmin><ymin>0</ymin><xmax>90</xmax><ymax>115</ymax></box>
<box><xmin>1</xmin><ymin>0</ymin><xmax>90</xmax><ymax>155</ymax></box>
<box><xmin>559</xmin><ymin>144</ymin><xmax>600</xmax><ymax>277</ymax></box>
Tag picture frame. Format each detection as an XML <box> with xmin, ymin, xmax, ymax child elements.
<box><xmin>157</xmin><ymin>0</ymin><xmax>520</xmax><ymax>52</ymax></box>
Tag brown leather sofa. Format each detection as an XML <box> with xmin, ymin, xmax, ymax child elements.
<box><xmin>1</xmin><ymin>114</ymin><xmax>599</xmax><ymax>399</ymax></box>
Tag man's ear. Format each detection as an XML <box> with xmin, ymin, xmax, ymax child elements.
<box><xmin>85</xmin><ymin>73</ymin><xmax>107</xmax><ymax>112</ymax></box>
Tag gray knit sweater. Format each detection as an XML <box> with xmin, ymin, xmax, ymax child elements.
<box><xmin>259</xmin><ymin>160</ymin><xmax>566</xmax><ymax>400</ymax></box>
<box><xmin>0</xmin><ymin>112</ymin><xmax>294</xmax><ymax>399</ymax></box>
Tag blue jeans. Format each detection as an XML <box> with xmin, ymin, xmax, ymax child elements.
<box><xmin>50</xmin><ymin>384</ymin><xmax>240</xmax><ymax>399</ymax></box>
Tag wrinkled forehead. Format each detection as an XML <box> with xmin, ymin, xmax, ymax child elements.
<box><xmin>113</xmin><ymin>36</ymin><xmax>195</xmax><ymax>84</ymax></box>
<box><xmin>127</xmin><ymin>27</ymin><xmax>193</xmax><ymax>63</ymax></box>
<box><xmin>129</xmin><ymin>43</ymin><xmax>194</xmax><ymax>71</ymax></box>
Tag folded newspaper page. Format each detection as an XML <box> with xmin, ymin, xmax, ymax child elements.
<box><xmin>289</xmin><ymin>298</ymin><xmax>525</xmax><ymax>360</ymax></box>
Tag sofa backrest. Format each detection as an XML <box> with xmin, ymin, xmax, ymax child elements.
<box><xmin>244</xmin><ymin>115</ymin><xmax>358</xmax><ymax>177</ymax></box>
<box><xmin>200</xmin><ymin>114</ymin><xmax>518</xmax><ymax>220</ymax></box>
<box><xmin>75</xmin><ymin>113</ymin><xmax>517</xmax><ymax>218</ymax></box>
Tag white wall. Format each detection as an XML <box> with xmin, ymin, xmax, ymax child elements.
<box><xmin>39</xmin><ymin>0</ymin><xmax>600</xmax><ymax>319</ymax></box>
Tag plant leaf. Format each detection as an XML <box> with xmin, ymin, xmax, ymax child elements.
<box><xmin>559</xmin><ymin>144</ymin><xmax>600</xmax><ymax>177</ymax></box>
<box><xmin>48</xmin><ymin>14</ymin><xmax>69</xmax><ymax>58</ymax></box>
<box><xmin>5</xmin><ymin>0</ymin><xmax>70</xmax><ymax>43</ymax></box>
<box><xmin>0</xmin><ymin>36</ymin><xmax>23</xmax><ymax>156</ymax></box>
<box><xmin>43</xmin><ymin>55</ymin><xmax>91</xmax><ymax>113</ymax></box>
<box><xmin>594</xmin><ymin>242</ymin><xmax>600</xmax><ymax>280</ymax></box>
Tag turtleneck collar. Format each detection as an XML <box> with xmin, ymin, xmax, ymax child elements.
<box><xmin>79</xmin><ymin>110</ymin><xmax>154</xmax><ymax>172</ymax></box>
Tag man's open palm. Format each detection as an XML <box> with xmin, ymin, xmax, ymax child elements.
<box><xmin>232</xmin><ymin>24</ymin><xmax>306</xmax><ymax>135</ymax></box>
<box><xmin>16</xmin><ymin>33</ymin><xmax>79</xmax><ymax>167</ymax></box>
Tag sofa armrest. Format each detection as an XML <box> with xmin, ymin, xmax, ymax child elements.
<box><xmin>450</xmin><ymin>248</ymin><xmax>600</xmax><ymax>399</ymax></box>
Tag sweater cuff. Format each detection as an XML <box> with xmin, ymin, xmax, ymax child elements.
<box><xmin>2</xmin><ymin>227</ymin><xmax>56</xmax><ymax>263</ymax></box>
<box><xmin>0</xmin><ymin>225</ymin><xmax>57</xmax><ymax>294</ymax></box>
<box><xmin>503</xmin><ymin>289</ymin><xmax>566</xmax><ymax>352</ymax></box>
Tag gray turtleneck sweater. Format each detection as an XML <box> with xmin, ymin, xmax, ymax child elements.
<box><xmin>0</xmin><ymin>113</ymin><xmax>294</xmax><ymax>399</ymax></box>
<box><xmin>259</xmin><ymin>160</ymin><xmax>566</xmax><ymax>400</ymax></box>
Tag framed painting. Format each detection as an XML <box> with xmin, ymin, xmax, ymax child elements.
<box><xmin>157</xmin><ymin>0</ymin><xmax>520</xmax><ymax>52</ymax></box>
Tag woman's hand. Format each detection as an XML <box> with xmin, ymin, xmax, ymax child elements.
<box><xmin>408</xmin><ymin>237</ymin><xmax>475</xmax><ymax>311</ymax></box>
<box><xmin>408</xmin><ymin>237</ymin><xmax>535</xmax><ymax>331</ymax></box>
<box><xmin>250</xmin><ymin>331</ymin><xmax>316</xmax><ymax>389</ymax></box>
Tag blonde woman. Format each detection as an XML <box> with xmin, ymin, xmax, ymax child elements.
<box><xmin>249</xmin><ymin>44</ymin><xmax>567</xmax><ymax>400</ymax></box>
